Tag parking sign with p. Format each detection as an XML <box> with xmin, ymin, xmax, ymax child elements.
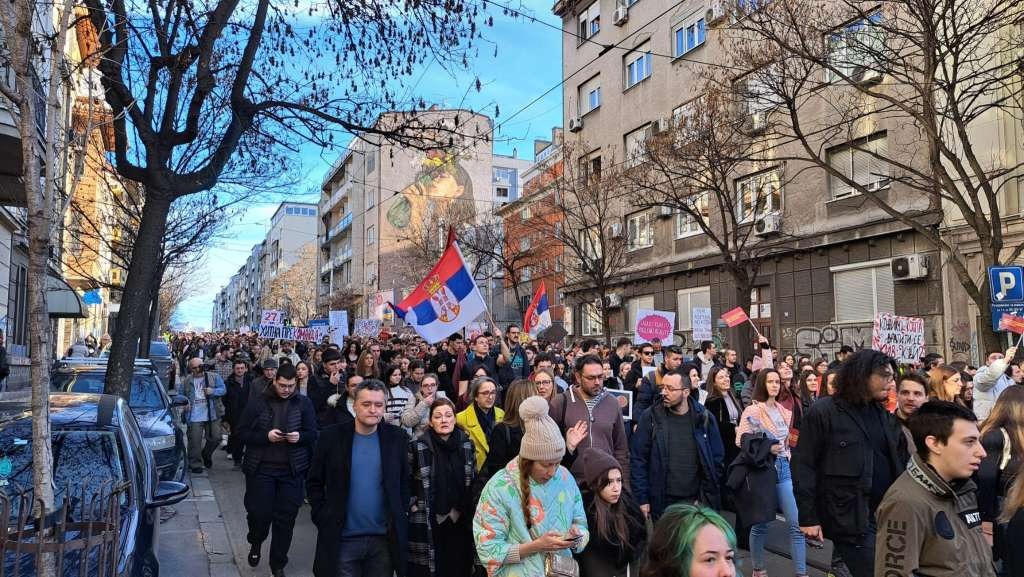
<box><xmin>990</xmin><ymin>266</ymin><xmax>1024</xmax><ymax>302</ymax></box>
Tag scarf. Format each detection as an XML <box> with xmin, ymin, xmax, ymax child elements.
<box><xmin>429</xmin><ymin>428</ymin><xmax>467</xmax><ymax>518</ymax></box>
<box><xmin>474</xmin><ymin>403</ymin><xmax>496</xmax><ymax>439</ymax></box>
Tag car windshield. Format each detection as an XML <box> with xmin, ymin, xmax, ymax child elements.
<box><xmin>0</xmin><ymin>423</ymin><xmax>127</xmax><ymax>518</ymax></box>
<box><xmin>51</xmin><ymin>373</ymin><xmax>165</xmax><ymax>411</ymax></box>
<box><xmin>149</xmin><ymin>342</ymin><xmax>171</xmax><ymax>357</ymax></box>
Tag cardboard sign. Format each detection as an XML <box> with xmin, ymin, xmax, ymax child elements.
<box><xmin>633</xmin><ymin>309</ymin><xmax>676</xmax><ymax>345</ymax></box>
<box><xmin>691</xmin><ymin>307</ymin><xmax>712</xmax><ymax>341</ymax></box>
<box><xmin>354</xmin><ymin>318</ymin><xmax>383</xmax><ymax>338</ymax></box>
<box><xmin>872</xmin><ymin>313</ymin><xmax>925</xmax><ymax>363</ymax></box>
<box><xmin>607</xmin><ymin>389</ymin><xmax>634</xmax><ymax>421</ymax></box>
<box><xmin>260</xmin><ymin>309</ymin><xmax>285</xmax><ymax>327</ymax></box>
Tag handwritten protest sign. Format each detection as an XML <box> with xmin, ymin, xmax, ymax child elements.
<box><xmin>260</xmin><ymin>309</ymin><xmax>285</xmax><ymax>327</ymax></box>
<box><xmin>633</xmin><ymin>309</ymin><xmax>675</xmax><ymax>345</ymax></box>
<box><xmin>258</xmin><ymin>325</ymin><xmax>328</xmax><ymax>342</ymax></box>
<box><xmin>872</xmin><ymin>313</ymin><xmax>925</xmax><ymax>363</ymax></box>
<box><xmin>354</xmin><ymin>318</ymin><xmax>383</xmax><ymax>338</ymax></box>
<box><xmin>691</xmin><ymin>307</ymin><xmax>712</xmax><ymax>341</ymax></box>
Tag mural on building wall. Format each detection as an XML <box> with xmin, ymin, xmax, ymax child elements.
<box><xmin>386</xmin><ymin>151</ymin><xmax>475</xmax><ymax>230</ymax></box>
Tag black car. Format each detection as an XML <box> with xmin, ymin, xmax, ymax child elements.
<box><xmin>0</xmin><ymin>393</ymin><xmax>190</xmax><ymax>576</ymax></box>
<box><xmin>147</xmin><ymin>341</ymin><xmax>175</xmax><ymax>390</ymax></box>
<box><xmin>51</xmin><ymin>366</ymin><xmax>189</xmax><ymax>484</ymax></box>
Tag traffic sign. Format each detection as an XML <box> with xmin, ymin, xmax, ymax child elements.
<box><xmin>989</xmin><ymin>266</ymin><xmax>1024</xmax><ymax>302</ymax></box>
<box><xmin>991</xmin><ymin>302</ymin><xmax>1024</xmax><ymax>331</ymax></box>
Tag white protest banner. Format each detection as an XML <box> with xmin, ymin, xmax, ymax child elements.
<box><xmin>872</xmin><ymin>313</ymin><xmax>926</xmax><ymax>363</ymax></box>
<box><xmin>260</xmin><ymin>309</ymin><xmax>285</xmax><ymax>327</ymax></box>
<box><xmin>633</xmin><ymin>309</ymin><xmax>676</xmax><ymax>345</ymax></box>
<box><xmin>329</xmin><ymin>310</ymin><xmax>350</xmax><ymax>343</ymax></box>
<box><xmin>257</xmin><ymin>325</ymin><xmax>328</xmax><ymax>342</ymax></box>
<box><xmin>692</xmin><ymin>307</ymin><xmax>712</xmax><ymax>341</ymax></box>
<box><xmin>354</xmin><ymin>318</ymin><xmax>383</xmax><ymax>338</ymax></box>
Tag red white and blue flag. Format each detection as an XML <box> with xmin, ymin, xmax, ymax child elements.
<box><xmin>524</xmin><ymin>284</ymin><xmax>552</xmax><ymax>338</ymax></box>
<box><xmin>389</xmin><ymin>234</ymin><xmax>488</xmax><ymax>343</ymax></box>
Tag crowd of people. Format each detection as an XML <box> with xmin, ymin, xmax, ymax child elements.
<box><xmin>164</xmin><ymin>328</ymin><xmax>1024</xmax><ymax>577</ymax></box>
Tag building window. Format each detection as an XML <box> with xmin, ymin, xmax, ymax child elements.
<box><xmin>519</xmin><ymin>237</ymin><xmax>531</xmax><ymax>251</ymax></box>
<box><xmin>367</xmin><ymin>149</ymin><xmax>376</xmax><ymax>173</ymax></box>
<box><xmin>496</xmin><ymin>186</ymin><xmax>509</xmax><ymax>198</ymax></box>
<box><xmin>366</xmin><ymin>225</ymin><xmax>375</xmax><ymax>245</ymax></box>
<box><xmin>627</xmin><ymin>211</ymin><xmax>654</xmax><ymax>251</ymax></box>
<box><xmin>522</xmin><ymin>266</ymin><xmax>532</xmax><ymax>281</ymax></box>
<box><xmin>624</xmin><ymin>124</ymin><xmax>652</xmax><ymax>167</ymax></box>
<box><xmin>827</xmin><ymin>11</ymin><xmax>883</xmax><ymax>83</ymax></box>
<box><xmin>827</xmin><ymin>132</ymin><xmax>889</xmax><ymax>199</ymax></box>
<box><xmin>736</xmin><ymin>168</ymin><xmax>782</xmax><ymax>223</ymax></box>
<box><xmin>833</xmin><ymin>262</ymin><xmax>894</xmax><ymax>322</ymax></box>
<box><xmin>676</xmin><ymin>286</ymin><xmax>711</xmax><ymax>331</ymax></box>
<box><xmin>625</xmin><ymin>45</ymin><xmax>653</xmax><ymax>88</ymax></box>
<box><xmin>578</xmin><ymin>227</ymin><xmax>603</xmax><ymax>260</ymax></box>
<box><xmin>578</xmin><ymin>1</ymin><xmax>600</xmax><ymax>41</ymax></box>
<box><xmin>675</xmin><ymin>192</ymin><xmax>710</xmax><ymax>238</ymax></box>
<box><xmin>626</xmin><ymin>294</ymin><xmax>655</xmax><ymax>332</ymax></box>
<box><xmin>521</xmin><ymin>205</ymin><xmax>532</xmax><ymax>220</ymax></box>
<box><xmin>582</xmin><ymin>302</ymin><xmax>603</xmax><ymax>335</ymax></box>
<box><xmin>673</xmin><ymin>16</ymin><xmax>706</xmax><ymax>57</ymax></box>
<box><xmin>366</xmin><ymin>262</ymin><xmax>377</xmax><ymax>283</ymax></box>
<box><xmin>564</xmin><ymin>304</ymin><xmax>574</xmax><ymax>335</ymax></box>
<box><xmin>578</xmin><ymin>75</ymin><xmax>602</xmax><ymax>115</ymax></box>
<box><xmin>579</xmin><ymin>151</ymin><xmax>602</xmax><ymax>185</ymax></box>
<box><xmin>366</xmin><ymin>189</ymin><xmax>376</xmax><ymax>210</ymax></box>
<box><xmin>520</xmin><ymin>294</ymin><xmax>531</xmax><ymax>313</ymax></box>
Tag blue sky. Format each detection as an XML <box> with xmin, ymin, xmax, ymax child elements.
<box><xmin>174</xmin><ymin>0</ymin><xmax>564</xmax><ymax>329</ymax></box>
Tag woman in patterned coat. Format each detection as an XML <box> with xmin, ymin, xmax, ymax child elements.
<box><xmin>408</xmin><ymin>398</ymin><xmax>476</xmax><ymax>577</ymax></box>
<box><xmin>473</xmin><ymin>396</ymin><xmax>589</xmax><ymax>577</ymax></box>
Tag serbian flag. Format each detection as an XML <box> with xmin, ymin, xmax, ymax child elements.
<box><xmin>389</xmin><ymin>235</ymin><xmax>488</xmax><ymax>343</ymax></box>
<box><xmin>524</xmin><ymin>284</ymin><xmax>552</xmax><ymax>338</ymax></box>
<box><xmin>721</xmin><ymin>306</ymin><xmax>750</xmax><ymax>328</ymax></box>
<box><xmin>999</xmin><ymin>313</ymin><xmax>1024</xmax><ymax>334</ymax></box>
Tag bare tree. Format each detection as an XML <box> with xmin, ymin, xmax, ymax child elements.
<box><xmin>393</xmin><ymin>196</ymin><xmax>479</xmax><ymax>281</ymax></box>
<box><xmin>724</xmin><ymin>0</ymin><xmax>1024</xmax><ymax>352</ymax></box>
<box><xmin>461</xmin><ymin>213</ymin><xmax>540</xmax><ymax>319</ymax></box>
<box><xmin>82</xmin><ymin>0</ymin><xmax>495</xmax><ymax>397</ymax></box>
<box><xmin>538</xmin><ymin>142</ymin><xmax>629</xmax><ymax>347</ymax></box>
<box><xmin>157</xmin><ymin>263</ymin><xmax>203</xmax><ymax>332</ymax></box>
<box><xmin>263</xmin><ymin>242</ymin><xmax>318</xmax><ymax>326</ymax></box>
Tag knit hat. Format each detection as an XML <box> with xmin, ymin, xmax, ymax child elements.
<box><xmin>581</xmin><ymin>448</ymin><xmax>621</xmax><ymax>490</ymax></box>
<box><xmin>518</xmin><ymin>396</ymin><xmax>566</xmax><ymax>461</ymax></box>
<box><xmin>261</xmin><ymin>358</ymin><xmax>279</xmax><ymax>370</ymax></box>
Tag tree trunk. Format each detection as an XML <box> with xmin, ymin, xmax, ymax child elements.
<box><xmin>141</xmin><ymin>266</ymin><xmax>164</xmax><ymax>358</ymax></box>
<box><xmin>105</xmin><ymin>194</ymin><xmax>172</xmax><ymax>398</ymax></box>
<box><xmin>727</xmin><ymin>267</ymin><xmax>756</xmax><ymax>361</ymax></box>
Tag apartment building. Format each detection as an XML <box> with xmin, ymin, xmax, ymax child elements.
<box><xmin>554</xmin><ymin>0</ymin><xmax>944</xmax><ymax>356</ymax></box>
<box><xmin>317</xmin><ymin>141</ymin><xmax>369</xmax><ymax>316</ymax></box>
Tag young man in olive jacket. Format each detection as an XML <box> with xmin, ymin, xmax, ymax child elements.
<box><xmin>791</xmin><ymin>350</ymin><xmax>909</xmax><ymax>577</ymax></box>
<box><xmin>875</xmin><ymin>401</ymin><xmax>996</xmax><ymax>577</ymax></box>
<box><xmin>306</xmin><ymin>379</ymin><xmax>410</xmax><ymax>577</ymax></box>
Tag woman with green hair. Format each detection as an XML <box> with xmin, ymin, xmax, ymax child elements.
<box><xmin>641</xmin><ymin>504</ymin><xmax>737</xmax><ymax>577</ymax></box>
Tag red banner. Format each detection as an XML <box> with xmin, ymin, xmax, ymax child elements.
<box><xmin>721</xmin><ymin>306</ymin><xmax>749</xmax><ymax>328</ymax></box>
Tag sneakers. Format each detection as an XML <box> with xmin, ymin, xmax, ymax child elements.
<box><xmin>202</xmin><ymin>454</ymin><xmax>213</xmax><ymax>469</ymax></box>
<box><xmin>248</xmin><ymin>543</ymin><xmax>261</xmax><ymax>567</ymax></box>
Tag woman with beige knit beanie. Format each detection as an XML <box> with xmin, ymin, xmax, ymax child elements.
<box><xmin>474</xmin><ymin>396</ymin><xmax>590</xmax><ymax>577</ymax></box>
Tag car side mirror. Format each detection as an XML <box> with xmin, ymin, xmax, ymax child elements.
<box><xmin>171</xmin><ymin>395</ymin><xmax>189</xmax><ymax>408</ymax></box>
<box><xmin>148</xmin><ymin>481</ymin><xmax>189</xmax><ymax>508</ymax></box>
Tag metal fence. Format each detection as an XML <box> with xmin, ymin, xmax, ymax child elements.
<box><xmin>0</xmin><ymin>481</ymin><xmax>128</xmax><ymax>577</ymax></box>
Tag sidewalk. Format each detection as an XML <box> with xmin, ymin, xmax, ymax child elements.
<box><xmin>158</xmin><ymin>473</ymin><xmax>242</xmax><ymax>577</ymax></box>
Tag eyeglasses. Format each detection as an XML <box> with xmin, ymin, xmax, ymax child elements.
<box><xmin>580</xmin><ymin>374</ymin><xmax>603</xmax><ymax>382</ymax></box>
<box><xmin>534</xmin><ymin>379</ymin><xmax>553</xmax><ymax>385</ymax></box>
<box><xmin>477</xmin><ymin>390</ymin><xmax>497</xmax><ymax>397</ymax></box>
<box><xmin>641</xmin><ymin>351</ymin><xmax>653</xmax><ymax>356</ymax></box>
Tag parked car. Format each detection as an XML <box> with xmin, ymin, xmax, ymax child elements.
<box><xmin>50</xmin><ymin>364</ymin><xmax>189</xmax><ymax>484</ymax></box>
<box><xmin>0</xmin><ymin>393</ymin><xmax>189</xmax><ymax>577</ymax></box>
<box><xmin>147</xmin><ymin>341</ymin><xmax>176</xmax><ymax>390</ymax></box>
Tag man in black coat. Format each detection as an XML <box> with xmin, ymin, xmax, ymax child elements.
<box><xmin>224</xmin><ymin>358</ymin><xmax>253</xmax><ymax>467</ymax></box>
<box><xmin>236</xmin><ymin>363</ymin><xmax>318</xmax><ymax>577</ymax></box>
<box><xmin>792</xmin><ymin>350</ymin><xmax>909</xmax><ymax>577</ymax></box>
<box><xmin>306</xmin><ymin>379</ymin><xmax>410</xmax><ymax>577</ymax></box>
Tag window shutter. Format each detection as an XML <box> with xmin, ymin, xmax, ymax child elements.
<box><xmin>868</xmin><ymin>133</ymin><xmax>889</xmax><ymax>186</ymax></box>
<box><xmin>830</xmin><ymin>146</ymin><xmax>853</xmax><ymax>197</ymax></box>
<box><xmin>874</xmin><ymin>264</ymin><xmax>895</xmax><ymax>313</ymax></box>
<box><xmin>834</xmin><ymin>267</ymin><xmax>877</xmax><ymax>321</ymax></box>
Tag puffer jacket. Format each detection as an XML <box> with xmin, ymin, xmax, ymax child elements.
<box><xmin>874</xmin><ymin>454</ymin><xmax>996</xmax><ymax>577</ymax></box>
<box><xmin>236</xmin><ymin>390</ymin><xmax>318</xmax><ymax>476</ymax></box>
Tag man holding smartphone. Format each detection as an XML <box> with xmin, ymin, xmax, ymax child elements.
<box><xmin>236</xmin><ymin>363</ymin><xmax>319</xmax><ymax>577</ymax></box>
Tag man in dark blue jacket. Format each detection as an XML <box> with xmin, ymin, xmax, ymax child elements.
<box><xmin>236</xmin><ymin>363</ymin><xmax>318</xmax><ymax>577</ymax></box>
<box><xmin>306</xmin><ymin>379</ymin><xmax>410</xmax><ymax>577</ymax></box>
<box><xmin>631</xmin><ymin>369</ymin><xmax>724</xmax><ymax>519</ymax></box>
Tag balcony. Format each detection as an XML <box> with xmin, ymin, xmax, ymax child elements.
<box><xmin>322</xmin><ymin>180</ymin><xmax>352</xmax><ymax>214</ymax></box>
<box><xmin>326</xmin><ymin>212</ymin><xmax>353</xmax><ymax>240</ymax></box>
<box><xmin>320</xmin><ymin>259</ymin><xmax>333</xmax><ymax>274</ymax></box>
<box><xmin>332</xmin><ymin>247</ymin><xmax>353</xmax><ymax>269</ymax></box>
<box><xmin>0</xmin><ymin>62</ymin><xmax>48</xmax><ymax>206</ymax></box>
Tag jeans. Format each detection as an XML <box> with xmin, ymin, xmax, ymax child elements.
<box><xmin>187</xmin><ymin>418</ymin><xmax>221</xmax><ymax>468</ymax></box>
<box><xmin>832</xmin><ymin>516</ymin><xmax>876</xmax><ymax>577</ymax></box>
<box><xmin>336</xmin><ymin>535</ymin><xmax>392</xmax><ymax>577</ymax></box>
<box><xmin>749</xmin><ymin>457</ymin><xmax>807</xmax><ymax>575</ymax></box>
<box><xmin>244</xmin><ymin>466</ymin><xmax>304</xmax><ymax>571</ymax></box>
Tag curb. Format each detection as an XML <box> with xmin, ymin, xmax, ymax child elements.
<box><xmin>191</xmin><ymin>475</ymin><xmax>243</xmax><ymax>577</ymax></box>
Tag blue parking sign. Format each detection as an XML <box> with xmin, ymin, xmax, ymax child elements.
<box><xmin>989</xmin><ymin>266</ymin><xmax>1024</xmax><ymax>302</ymax></box>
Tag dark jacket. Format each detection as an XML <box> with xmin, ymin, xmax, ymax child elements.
<box><xmin>726</xmin><ymin>433</ymin><xmax>779</xmax><ymax>525</ymax></box>
<box><xmin>791</xmin><ymin>396</ymin><xmax>908</xmax><ymax>542</ymax></box>
<box><xmin>480</xmin><ymin>422</ymin><xmax>523</xmax><ymax>484</ymax></box>
<box><xmin>306</xmin><ymin>421</ymin><xmax>411</xmax><ymax>577</ymax></box>
<box><xmin>630</xmin><ymin>398</ymin><xmax>725</xmax><ymax>516</ymax></box>
<box><xmin>704</xmin><ymin>394</ymin><xmax>741</xmax><ymax>468</ymax></box>
<box><xmin>224</xmin><ymin>372</ymin><xmax>252</xmax><ymax>425</ymax></box>
<box><xmin>575</xmin><ymin>489</ymin><xmax>647</xmax><ymax>574</ymax></box>
<box><xmin>303</xmin><ymin>373</ymin><xmax>334</xmax><ymax>427</ymax></box>
<box><xmin>236</xmin><ymin>391</ymin><xmax>318</xmax><ymax>476</ymax></box>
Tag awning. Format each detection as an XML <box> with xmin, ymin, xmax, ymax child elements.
<box><xmin>48</xmin><ymin>274</ymin><xmax>87</xmax><ymax>318</ymax></box>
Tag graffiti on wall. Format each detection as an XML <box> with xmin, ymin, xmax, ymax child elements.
<box><xmin>781</xmin><ymin>324</ymin><xmax>872</xmax><ymax>360</ymax></box>
<box><xmin>948</xmin><ymin>321</ymin><xmax>978</xmax><ymax>365</ymax></box>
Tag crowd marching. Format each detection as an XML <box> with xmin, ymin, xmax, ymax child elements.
<box><xmin>161</xmin><ymin>328</ymin><xmax>1024</xmax><ymax>577</ymax></box>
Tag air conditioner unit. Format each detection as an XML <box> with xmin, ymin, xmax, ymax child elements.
<box><xmin>754</xmin><ymin>214</ymin><xmax>782</xmax><ymax>236</ymax></box>
<box><xmin>891</xmin><ymin>254</ymin><xmax>929</xmax><ymax>281</ymax></box>
<box><xmin>568</xmin><ymin>116</ymin><xmax>584</xmax><ymax>132</ymax></box>
<box><xmin>705</xmin><ymin>0</ymin><xmax>727</xmax><ymax>25</ymax></box>
<box><xmin>657</xmin><ymin>205</ymin><xmax>674</xmax><ymax>218</ymax></box>
<box><xmin>650</xmin><ymin>116</ymin><xmax>671</xmax><ymax>135</ymax></box>
<box><xmin>604</xmin><ymin>293</ymin><xmax>623</xmax><ymax>308</ymax></box>
<box><xmin>613</xmin><ymin>5</ymin><xmax>629</xmax><ymax>25</ymax></box>
<box><xmin>609</xmin><ymin>221</ymin><xmax>624</xmax><ymax>238</ymax></box>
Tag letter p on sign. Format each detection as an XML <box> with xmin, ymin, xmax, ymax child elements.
<box><xmin>990</xmin><ymin>266</ymin><xmax>1024</xmax><ymax>302</ymax></box>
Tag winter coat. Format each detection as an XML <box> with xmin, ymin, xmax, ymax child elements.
<box><xmin>224</xmin><ymin>372</ymin><xmax>252</xmax><ymax>426</ymax></box>
<box><xmin>236</xmin><ymin>391</ymin><xmax>318</xmax><ymax>476</ymax></box>
<box><xmin>704</xmin><ymin>394</ymin><xmax>742</xmax><ymax>467</ymax></box>
<box><xmin>456</xmin><ymin>405</ymin><xmax>505</xmax><ymax>471</ymax></box>
<box><xmin>791</xmin><ymin>396</ymin><xmax>908</xmax><ymax>543</ymax></box>
<box><xmin>874</xmin><ymin>454</ymin><xmax>997</xmax><ymax>577</ymax></box>
<box><xmin>400</xmin><ymin>391</ymin><xmax>449</xmax><ymax>440</ymax></box>
<box><xmin>480</xmin><ymin>422</ymin><xmax>523</xmax><ymax>485</ymax></box>
<box><xmin>575</xmin><ymin>490</ymin><xmax>646</xmax><ymax>576</ymax></box>
<box><xmin>726</xmin><ymin>433</ymin><xmax>779</xmax><ymax>526</ymax></box>
<box><xmin>182</xmin><ymin>371</ymin><xmax>227</xmax><ymax>421</ymax></box>
<box><xmin>306</xmin><ymin>421</ymin><xmax>410</xmax><ymax>577</ymax></box>
<box><xmin>973</xmin><ymin>358</ymin><xmax>1015</xmax><ymax>421</ymax></box>
<box><xmin>630</xmin><ymin>398</ymin><xmax>725</xmax><ymax>516</ymax></box>
<box><xmin>550</xmin><ymin>387</ymin><xmax>631</xmax><ymax>486</ymax></box>
<box><xmin>473</xmin><ymin>459</ymin><xmax>589</xmax><ymax>577</ymax></box>
<box><xmin>407</xmin><ymin>429</ymin><xmax>476</xmax><ymax>577</ymax></box>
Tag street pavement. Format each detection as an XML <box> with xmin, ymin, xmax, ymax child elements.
<box><xmin>158</xmin><ymin>473</ymin><xmax>241</xmax><ymax>577</ymax></box>
<box><xmin>201</xmin><ymin>446</ymin><xmax>828</xmax><ymax>577</ymax></box>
